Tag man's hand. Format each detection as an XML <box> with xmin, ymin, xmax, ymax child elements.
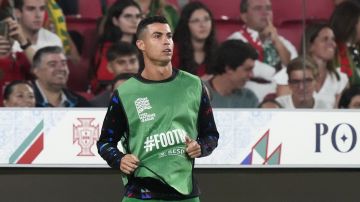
<box><xmin>6</xmin><ymin>18</ymin><xmax>28</xmax><ymax>46</ymax></box>
<box><xmin>120</xmin><ymin>154</ymin><xmax>139</xmax><ymax>175</ymax></box>
<box><xmin>260</xmin><ymin>17</ymin><xmax>279</xmax><ymax>44</ymax></box>
<box><xmin>185</xmin><ymin>136</ymin><xmax>201</xmax><ymax>158</ymax></box>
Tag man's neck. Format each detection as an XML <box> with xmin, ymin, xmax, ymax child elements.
<box><xmin>22</xmin><ymin>27</ymin><xmax>39</xmax><ymax>45</ymax></box>
<box><xmin>141</xmin><ymin>61</ymin><xmax>173</xmax><ymax>81</ymax></box>
<box><xmin>211</xmin><ymin>75</ymin><xmax>235</xmax><ymax>96</ymax></box>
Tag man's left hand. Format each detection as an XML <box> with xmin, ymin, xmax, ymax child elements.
<box><xmin>185</xmin><ymin>136</ymin><xmax>201</xmax><ymax>158</ymax></box>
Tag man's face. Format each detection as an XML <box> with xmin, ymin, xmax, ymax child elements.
<box><xmin>137</xmin><ymin>23</ymin><xmax>173</xmax><ymax>66</ymax></box>
<box><xmin>288</xmin><ymin>69</ymin><xmax>316</xmax><ymax>102</ymax></box>
<box><xmin>34</xmin><ymin>53</ymin><xmax>69</xmax><ymax>90</ymax></box>
<box><xmin>241</xmin><ymin>0</ymin><xmax>273</xmax><ymax>31</ymax></box>
<box><xmin>226</xmin><ymin>58</ymin><xmax>255</xmax><ymax>88</ymax></box>
<box><xmin>16</xmin><ymin>0</ymin><xmax>46</xmax><ymax>32</ymax></box>
<box><xmin>107</xmin><ymin>54</ymin><xmax>139</xmax><ymax>75</ymax></box>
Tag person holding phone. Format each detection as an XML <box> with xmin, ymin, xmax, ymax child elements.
<box><xmin>0</xmin><ymin>13</ymin><xmax>35</xmax><ymax>102</ymax></box>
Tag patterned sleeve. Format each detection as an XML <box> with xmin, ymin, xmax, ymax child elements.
<box><xmin>197</xmin><ymin>83</ymin><xmax>219</xmax><ymax>157</ymax></box>
<box><xmin>97</xmin><ymin>90</ymin><xmax>127</xmax><ymax>169</ymax></box>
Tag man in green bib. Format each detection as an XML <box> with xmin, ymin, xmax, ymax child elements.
<box><xmin>97</xmin><ymin>16</ymin><xmax>219</xmax><ymax>201</ymax></box>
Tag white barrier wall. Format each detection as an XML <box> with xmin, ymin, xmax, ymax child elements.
<box><xmin>1</xmin><ymin>108</ymin><xmax>360</xmax><ymax>168</ymax></box>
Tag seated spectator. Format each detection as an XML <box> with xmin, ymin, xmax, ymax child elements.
<box><xmin>90</xmin><ymin>73</ymin><xmax>134</xmax><ymax>107</ymax></box>
<box><xmin>274</xmin><ymin>23</ymin><xmax>348</xmax><ymax>107</ymax></box>
<box><xmin>0</xmin><ymin>15</ymin><xmax>35</xmax><ymax>99</ymax></box>
<box><xmin>2</xmin><ymin>80</ymin><xmax>35</xmax><ymax>107</ymax></box>
<box><xmin>91</xmin><ymin>0</ymin><xmax>141</xmax><ymax>86</ymax></box>
<box><xmin>330</xmin><ymin>1</ymin><xmax>360</xmax><ymax>86</ymax></box>
<box><xmin>276</xmin><ymin>56</ymin><xmax>332</xmax><ymax>108</ymax></box>
<box><xmin>94</xmin><ymin>41</ymin><xmax>140</xmax><ymax>93</ymax></box>
<box><xmin>172</xmin><ymin>1</ymin><xmax>217</xmax><ymax>79</ymax></box>
<box><xmin>338</xmin><ymin>85</ymin><xmax>360</xmax><ymax>108</ymax></box>
<box><xmin>13</xmin><ymin>0</ymin><xmax>63</xmax><ymax>52</ymax></box>
<box><xmin>31</xmin><ymin>46</ymin><xmax>90</xmax><ymax>107</ymax></box>
<box><xmin>136</xmin><ymin>0</ymin><xmax>179</xmax><ymax>30</ymax></box>
<box><xmin>205</xmin><ymin>39</ymin><xmax>259</xmax><ymax>108</ymax></box>
<box><xmin>228</xmin><ymin>0</ymin><xmax>298</xmax><ymax>101</ymax></box>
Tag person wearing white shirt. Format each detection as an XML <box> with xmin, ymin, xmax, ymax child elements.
<box><xmin>12</xmin><ymin>0</ymin><xmax>63</xmax><ymax>53</ymax></box>
<box><xmin>228</xmin><ymin>0</ymin><xmax>298</xmax><ymax>102</ymax></box>
<box><xmin>276</xmin><ymin>56</ymin><xmax>332</xmax><ymax>109</ymax></box>
<box><xmin>274</xmin><ymin>23</ymin><xmax>348</xmax><ymax>108</ymax></box>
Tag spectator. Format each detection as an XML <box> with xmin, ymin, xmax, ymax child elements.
<box><xmin>338</xmin><ymin>85</ymin><xmax>360</xmax><ymax>108</ymax></box>
<box><xmin>2</xmin><ymin>80</ymin><xmax>35</xmax><ymax>107</ymax></box>
<box><xmin>205</xmin><ymin>39</ymin><xmax>259</xmax><ymax>108</ymax></box>
<box><xmin>93</xmin><ymin>41</ymin><xmax>140</xmax><ymax>94</ymax></box>
<box><xmin>228</xmin><ymin>0</ymin><xmax>297</xmax><ymax>101</ymax></box>
<box><xmin>0</xmin><ymin>14</ymin><xmax>35</xmax><ymax>100</ymax></box>
<box><xmin>91</xmin><ymin>0</ymin><xmax>141</xmax><ymax>88</ymax></box>
<box><xmin>274</xmin><ymin>23</ymin><xmax>349</xmax><ymax>107</ymax></box>
<box><xmin>90</xmin><ymin>73</ymin><xmax>134</xmax><ymax>107</ymax></box>
<box><xmin>172</xmin><ymin>1</ymin><xmax>217</xmax><ymax>79</ymax></box>
<box><xmin>276</xmin><ymin>56</ymin><xmax>332</xmax><ymax>109</ymax></box>
<box><xmin>330</xmin><ymin>1</ymin><xmax>360</xmax><ymax>86</ymax></box>
<box><xmin>13</xmin><ymin>0</ymin><xmax>63</xmax><ymax>52</ymax></box>
<box><xmin>31</xmin><ymin>46</ymin><xmax>90</xmax><ymax>107</ymax></box>
<box><xmin>136</xmin><ymin>0</ymin><xmax>179</xmax><ymax>30</ymax></box>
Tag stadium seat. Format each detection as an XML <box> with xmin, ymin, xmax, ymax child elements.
<box><xmin>272</xmin><ymin>0</ymin><xmax>334</xmax><ymax>26</ymax></box>
<box><xmin>78</xmin><ymin>0</ymin><xmax>103</xmax><ymax>19</ymax></box>
<box><xmin>195</xmin><ymin>0</ymin><xmax>240</xmax><ymax>20</ymax></box>
<box><xmin>215</xmin><ymin>19</ymin><xmax>242</xmax><ymax>42</ymax></box>
<box><xmin>67</xmin><ymin>59</ymin><xmax>91</xmax><ymax>92</ymax></box>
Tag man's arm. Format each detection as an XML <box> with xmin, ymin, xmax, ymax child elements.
<box><xmin>196</xmin><ymin>84</ymin><xmax>219</xmax><ymax>157</ymax></box>
<box><xmin>97</xmin><ymin>91</ymin><xmax>128</xmax><ymax>169</ymax></box>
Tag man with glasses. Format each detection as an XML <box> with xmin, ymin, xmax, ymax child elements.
<box><xmin>276</xmin><ymin>57</ymin><xmax>332</xmax><ymax>108</ymax></box>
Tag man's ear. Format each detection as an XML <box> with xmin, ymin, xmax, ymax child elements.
<box><xmin>32</xmin><ymin>67</ymin><xmax>40</xmax><ymax>78</ymax></box>
<box><xmin>106</xmin><ymin>62</ymin><xmax>114</xmax><ymax>73</ymax></box>
<box><xmin>240</xmin><ymin>13</ymin><xmax>247</xmax><ymax>24</ymax></box>
<box><xmin>136</xmin><ymin>40</ymin><xmax>145</xmax><ymax>51</ymax></box>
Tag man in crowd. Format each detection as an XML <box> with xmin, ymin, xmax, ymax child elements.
<box><xmin>206</xmin><ymin>39</ymin><xmax>259</xmax><ymax>108</ymax></box>
<box><xmin>31</xmin><ymin>46</ymin><xmax>89</xmax><ymax>107</ymax></box>
<box><xmin>228</xmin><ymin>0</ymin><xmax>297</xmax><ymax>101</ymax></box>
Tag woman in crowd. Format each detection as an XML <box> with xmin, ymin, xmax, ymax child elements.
<box><xmin>2</xmin><ymin>80</ymin><xmax>35</xmax><ymax>107</ymax></box>
<box><xmin>330</xmin><ymin>1</ymin><xmax>360</xmax><ymax>86</ymax></box>
<box><xmin>172</xmin><ymin>1</ymin><xmax>217</xmax><ymax>79</ymax></box>
<box><xmin>91</xmin><ymin>0</ymin><xmax>141</xmax><ymax>93</ymax></box>
<box><xmin>274</xmin><ymin>23</ymin><xmax>348</xmax><ymax>108</ymax></box>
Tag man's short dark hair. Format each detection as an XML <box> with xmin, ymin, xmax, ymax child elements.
<box><xmin>106</xmin><ymin>42</ymin><xmax>139</xmax><ymax>62</ymax></box>
<box><xmin>14</xmin><ymin>0</ymin><xmax>24</xmax><ymax>10</ymax></box>
<box><xmin>240</xmin><ymin>0</ymin><xmax>249</xmax><ymax>13</ymax></box>
<box><xmin>136</xmin><ymin>15</ymin><xmax>169</xmax><ymax>39</ymax></box>
<box><xmin>33</xmin><ymin>46</ymin><xmax>64</xmax><ymax>68</ymax></box>
<box><xmin>210</xmin><ymin>39</ymin><xmax>258</xmax><ymax>75</ymax></box>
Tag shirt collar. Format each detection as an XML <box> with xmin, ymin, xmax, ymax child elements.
<box><xmin>35</xmin><ymin>80</ymin><xmax>70</xmax><ymax>107</ymax></box>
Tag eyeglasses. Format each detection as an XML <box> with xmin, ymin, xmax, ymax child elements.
<box><xmin>288</xmin><ymin>78</ymin><xmax>314</xmax><ymax>86</ymax></box>
<box><xmin>189</xmin><ymin>17</ymin><xmax>211</xmax><ymax>25</ymax></box>
<box><xmin>121</xmin><ymin>13</ymin><xmax>142</xmax><ymax>21</ymax></box>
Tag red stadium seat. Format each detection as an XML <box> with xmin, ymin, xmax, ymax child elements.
<box><xmin>195</xmin><ymin>0</ymin><xmax>240</xmax><ymax>20</ymax></box>
<box><xmin>215</xmin><ymin>19</ymin><xmax>242</xmax><ymax>42</ymax></box>
<box><xmin>67</xmin><ymin>59</ymin><xmax>91</xmax><ymax>92</ymax></box>
<box><xmin>277</xmin><ymin>21</ymin><xmax>305</xmax><ymax>52</ymax></box>
<box><xmin>78</xmin><ymin>0</ymin><xmax>103</xmax><ymax>19</ymax></box>
<box><xmin>272</xmin><ymin>0</ymin><xmax>334</xmax><ymax>26</ymax></box>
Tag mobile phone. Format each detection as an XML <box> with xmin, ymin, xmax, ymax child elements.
<box><xmin>0</xmin><ymin>21</ymin><xmax>9</xmax><ymax>39</ymax></box>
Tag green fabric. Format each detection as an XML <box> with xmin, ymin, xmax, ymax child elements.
<box><xmin>122</xmin><ymin>196</ymin><xmax>200</xmax><ymax>202</ymax></box>
<box><xmin>117</xmin><ymin>70</ymin><xmax>202</xmax><ymax>195</ymax></box>
<box><xmin>148</xmin><ymin>0</ymin><xmax>179</xmax><ymax>31</ymax></box>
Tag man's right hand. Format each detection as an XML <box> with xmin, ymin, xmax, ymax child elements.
<box><xmin>120</xmin><ymin>154</ymin><xmax>139</xmax><ymax>174</ymax></box>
